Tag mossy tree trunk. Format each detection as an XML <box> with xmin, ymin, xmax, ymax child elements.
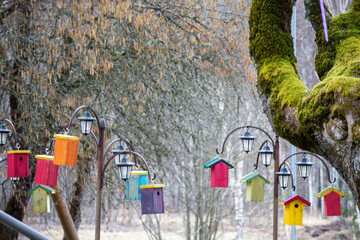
<box><xmin>249</xmin><ymin>0</ymin><xmax>360</xmax><ymax>206</ymax></box>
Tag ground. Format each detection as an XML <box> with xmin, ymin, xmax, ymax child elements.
<box><xmin>20</xmin><ymin>212</ymin><xmax>355</xmax><ymax>240</ymax></box>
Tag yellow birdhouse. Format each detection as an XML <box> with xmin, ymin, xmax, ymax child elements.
<box><xmin>279</xmin><ymin>194</ymin><xmax>311</xmax><ymax>225</ymax></box>
<box><xmin>28</xmin><ymin>185</ymin><xmax>56</xmax><ymax>213</ymax></box>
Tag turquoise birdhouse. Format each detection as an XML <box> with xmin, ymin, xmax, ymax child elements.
<box><xmin>126</xmin><ymin>171</ymin><xmax>149</xmax><ymax>200</ymax></box>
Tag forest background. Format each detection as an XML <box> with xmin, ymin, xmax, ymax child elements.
<box><xmin>0</xmin><ymin>0</ymin><xmax>358</xmax><ymax>239</ymax></box>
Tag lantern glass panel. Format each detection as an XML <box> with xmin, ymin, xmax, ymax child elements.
<box><xmin>242</xmin><ymin>138</ymin><xmax>253</xmax><ymax>152</ymax></box>
<box><xmin>261</xmin><ymin>152</ymin><xmax>272</xmax><ymax>167</ymax></box>
<box><xmin>80</xmin><ymin>120</ymin><xmax>92</xmax><ymax>135</ymax></box>
<box><xmin>0</xmin><ymin>131</ymin><xmax>8</xmax><ymax>146</ymax></box>
<box><xmin>278</xmin><ymin>175</ymin><xmax>290</xmax><ymax>189</ymax></box>
<box><xmin>118</xmin><ymin>161</ymin><xmax>134</xmax><ymax>180</ymax></box>
<box><xmin>298</xmin><ymin>164</ymin><xmax>312</xmax><ymax>179</ymax></box>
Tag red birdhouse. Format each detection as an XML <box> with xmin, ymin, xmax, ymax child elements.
<box><xmin>204</xmin><ymin>158</ymin><xmax>234</xmax><ymax>188</ymax></box>
<box><xmin>7</xmin><ymin>150</ymin><xmax>30</xmax><ymax>179</ymax></box>
<box><xmin>34</xmin><ymin>155</ymin><xmax>59</xmax><ymax>186</ymax></box>
<box><xmin>317</xmin><ymin>187</ymin><xmax>345</xmax><ymax>216</ymax></box>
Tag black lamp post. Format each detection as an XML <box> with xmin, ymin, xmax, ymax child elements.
<box><xmin>65</xmin><ymin>106</ymin><xmax>156</xmax><ymax>240</ymax></box>
<box><xmin>296</xmin><ymin>155</ymin><xmax>314</xmax><ymax>179</ymax></box>
<box><xmin>216</xmin><ymin>125</ymin><xmax>279</xmax><ymax>240</ymax></box>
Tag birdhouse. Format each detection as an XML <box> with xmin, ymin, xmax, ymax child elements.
<box><xmin>204</xmin><ymin>158</ymin><xmax>234</xmax><ymax>188</ymax></box>
<box><xmin>279</xmin><ymin>194</ymin><xmax>311</xmax><ymax>225</ymax></box>
<box><xmin>53</xmin><ymin>134</ymin><xmax>79</xmax><ymax>166</ymax></box>
<box><xmin>28</xmin><ymin>185</ymin><xmax>56</xmax><ymax>213</ymax></box>
<box><xmin>7</xmin><ymin>150</ymin><xmax>30</xmax><ymax>179</ymax></box>
<box><xmin>140</xmin><ymin>184</ymin><xmax>165</xmax><ymax>214</ymax></box>
<box><xmin>317</xmin><ymin>186</ymin><xmax>345</xmax><ymax>216</ymax></box>
<box><xmin>240</xmin><ymin>171</ymin><xmax>270</xmax><ymax>202</ymax></box>
<box><xmin>34</xmin><ymin>155</ymin><xmax>59</xmax><ymax>186</ymax></box>
<box><xmin>126</xmin><ymin>171</ymin><xmax>149</xmax><ymax>200</ymax></box>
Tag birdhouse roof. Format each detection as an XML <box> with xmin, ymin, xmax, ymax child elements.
<box><xmin>317</xmin><ymin>186</ymin><xmax>345</xmax><ymax>198</ymax></box>
<box><xmin>283</xmin><ymin>194</ymin><xmax>311</xmax><ymax>206</ymax></box>
<box><xmin>240</xmin><ymin>171</ymin><xmax>270</xmax><ymax>183</ymax></box>
<box><xmin>7</xmin><ymin>150</ymin><xmax>30</xmax><ymax>154</ymax></box>
<box><xmin>27</xmin><ymin>185</ymin><xmax>56</xmax><ymax>195</ymax></box>
<box><xmin>204</xmin><ymin>158</ymin><xmax>234</xmax><ymax>169</ymax></box>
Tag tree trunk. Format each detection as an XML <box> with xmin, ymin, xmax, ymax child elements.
<box><xmin>249</xmin><ymin>0</ymin><xmax>360</xmax><ymax>207</ymax></box>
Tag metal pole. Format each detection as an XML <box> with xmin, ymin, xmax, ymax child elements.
<box><xmin>291</xmin><ymin>3</ymin><xmax>297</xmax><ymax>238</ymax></box>
<box><xmin>95</xmin><ymin>118</ymin><xmax>106</xmax><ymax>240</ymax></box>
<box><xmin>51</xmin><ymin>184</ymin><xmax>79</xmax><ymax>240</ymax></box>
<box><xmin>273</xmin><ymin>135</ymin><xmax>280</xmax><ymax>240</ymax></box>
<box><xmin>0</xmin><ymin>210</ymin><xmax>50</xmax><ymax>240</ymax></box>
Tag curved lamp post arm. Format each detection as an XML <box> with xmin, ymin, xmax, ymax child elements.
<box><xmin>0</xmin><ymin>118</ymin><xmax>21</xmax><ymax>148</ymax></box>
<box><xmin>254</xmin><ymin>140</ymin><xmax>274</xmax><ymax>170</ymax></box>
<box><xmin>46</xmin><ymin>123</ymin><xmax>97</xmax><ymax>153</ymax></box>
<box><xmin>279</xmin><ymin>151</ymin><xmax>336</xmax><ymax>184</ymax></box>
<box><xmin>103</xmin><ymin>150</ymin><xmax>156</xmax><ymax>182</ymax></box>
<box><xmin>216</xmin><ymin>125</ymin><xmax>275</xmax><ymax>154</ymax></box>
<box><xmin>277</xmin><ymin>161</ymin><xmax>296</xmax><ymax>191</ymax></box>
<box><xmin>103</xmin><ymin>138</ymin><xmax>138</xmax><ymax>167</ymax></box>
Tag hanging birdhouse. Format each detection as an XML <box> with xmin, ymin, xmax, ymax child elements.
<box><xmin>317</xmin><ymin>186</ymin><xmax>345</xmax><ymax>216</ymax></box>
<box><xmin>126</xmin><ymin>171</ymin><xmax>149</xmax><ymax>200</ymax></box>
<box><xmin>204</xmin><ymin>158</ymin><xmax>234</xmax><ymax>188</ymax></box>
<box><xmin>140</xmin><ymin>184</ymin><xmax>165</xmax><ymax>214</ymax></box>
<box><xmin>240</xmin><ymin>171</ymin><xmax>270</xmax><ymax>202</ymax></box>
<box><xmin>53</xmin><ymin>134</ymin><xmax>79</xmax><ymax>166</ymax></box>
<box><xmin>34</xmin><ymin>155</ymin><xmax>59</xmax><ymax>186</ymax></box>
<box><xmin>279</xmin><ymin>194</ymin><xmax>311</xmax><ymax>226</ymax></box>
<box><xmin>28</xmin><ymin>185</ymin><xmax>56</xmax><ymax>213</ymax></box>
<box><xmin>7</xmin><ymin>150</ymin><xmax>30</xmax><ymax>179</ymax></box>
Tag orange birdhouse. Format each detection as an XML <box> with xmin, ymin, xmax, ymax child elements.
<box><xmin>53</xmin><ymin>134</ymin><xmax>79</xmax><ymax>166</ymax></box>
<box><xmin>279</xmin><ymin>194</ymin><xmax>311</xmax><ymax>226</ymax></box>
<box><xmin>317</xmin><ymin>187</ymin><xmax>345</xmax><ymax>216</ymax></box>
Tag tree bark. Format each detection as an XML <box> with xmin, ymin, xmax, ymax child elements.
<box><xmin>249</xmin><ymin>0</ymin><xmax>360</xmax><ymax>207</ymax></box>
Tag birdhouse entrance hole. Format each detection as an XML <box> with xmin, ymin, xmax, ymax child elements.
<box><xmin>295</xmin><ymin>204</ymin><xmax>299</xmax><ymax>208</ymax></box>
<box><xmin>19</xmin><ymin>157</ymin><xmax>23</xmax><ymax>161</ymax></box>
<box><xmin>157</xmin><ymin>191</ymin><xmax>160</xmax><ymax>195</ymax></box>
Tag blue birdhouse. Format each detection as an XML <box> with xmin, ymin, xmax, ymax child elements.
<box><xmin>126</xmin><ymin>171</ymin><xmax>149</xmax><ymax>200</ymax></box>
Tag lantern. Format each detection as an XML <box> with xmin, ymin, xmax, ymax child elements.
<box><xmin>0</xmin><ymin>123</ymin><xmax>11</xmax><ymax>146</ymax></box>
<box><xmin>111</xmin><ymin>144</ymin><xmax>125</xmax><ymax>165</ymax></box>
<box><xmin>296</xmin><ymin>155</ymin><xmax>314</xmax><ymax>179</ymax></box>
<box><xmin>115</xmin><ymin>155</ymin><xmax>134</xmax><ymax>180</ymax></box>
<box><xmin>53</xmin><ymin>134</ymin><xmax>80</xmax><ymax>166</ymax></box>
<box><xmin>276</xmin><ymin>167</ymin><xmax>291</xmax><ymax>189</ymax></box>
<box><xmin>78</xmin><ymin>111</ymin><xmax>96</xmax><ymax>135</ymax></box>
<box><xmin>258</xmin><ymin>143</ymin><xmax>273</xmax><ymax>167</ymax></box>
<box><xmin>240</xmin><ymin>130</ymin><xmax>256</xmax><ymax>153</ymax></box>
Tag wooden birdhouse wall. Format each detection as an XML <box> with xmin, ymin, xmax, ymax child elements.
<box><xmin>126</xmin><ymin>172</ymin><xmax>149</xmax><ymax>200</ymax></box>
<box><xmin>210</xmin><ymin>162</ymin><xmax>228</xmax><ymax>188</ymax></box>
<box><xmin>284</xmin><ymin>200</ymin><xmax>305</xmax><ymax>225</ymax></box>
<box><xmin>7</xmin><ymin>151</ymin><xmax>30</xmax><ymax>178</ymax></box>
<box><xmin>35</xmin><ymin>159</ymin><xmax>59</xmax><ymax>186</ymax></box>
<box><xmin>324</xmin><ymin>191</ymin><xmax>341</xmax><ymax>216</ymax></box>
<box><xmin>54</xmin><ymin>134</ymin><xmax>79</xmax><ymax>166</ymax></box>
<box><xmin>140</xmin><ymin>186</ymin><xmax>165</xmax><ymax>214</ymax></box>
<box><xmin>245</xmin><ymin>178</ymin><xmax>265</xmax><ymax>202</ymax></box>
<box><xmin>32</xmin><ymin>188</ymin><xmax>51</xmax><ymax>213</ymax></box>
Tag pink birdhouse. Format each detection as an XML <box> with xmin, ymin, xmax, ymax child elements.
<box><xmin>7</xmin><ymin>150</ymin><xmax>30</xmax><ymax>178</ymax></box>
<box><xmin>204</xmin><ymin>158</ymin><xmax>234</xmax><ymax>188</ymax></box>
<box><xmin>34</xmin><ymin>155</ymin><xmax>59</xmax><ymax>186</ymax></box>
<box><xmin>317</xmin><ymin>187</ymin><xmax>345</xmax><ymax>216</ymax></box>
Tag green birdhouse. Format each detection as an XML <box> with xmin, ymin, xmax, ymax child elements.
<box><xmin>28</xmin><ymin>185</ymin><xmax>56</xmax><ymax>213</ymax></box>
<box><xmin>240</xmin><ymin>171</ymin><xmax>270</xmax><ymax>202</ymax></box>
